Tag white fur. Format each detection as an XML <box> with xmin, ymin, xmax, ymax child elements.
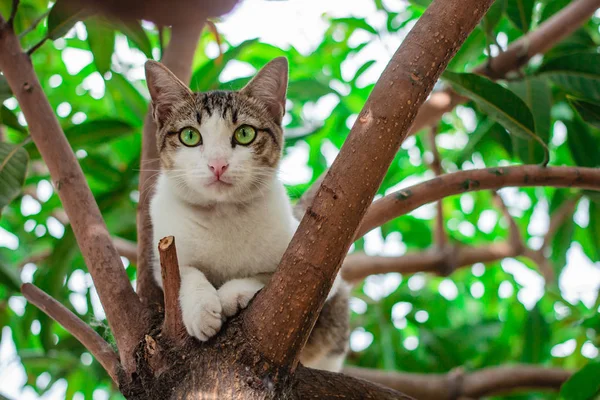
<box><xmin>151</xmin><ymin>114</ymin><xmax>341</xmax><ymax>341</ymax></box>
<box><xmin>304</xmin><ymin>353</ymin><xmax>346</xmax><ymax>372</ymax></box>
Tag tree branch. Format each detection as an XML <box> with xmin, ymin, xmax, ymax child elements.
<box><xmin>136</xmin><ymin>22</ymin><xmax>205</xmax><ymax>309</ymax></box>
<box><xmin>427</xmin><ymin>126</ymin><xmax>447</xmax><ymax>248</ymax></box>
<box><xmin>244</xmin><ymin>0</ymin><xmax>495</xmax><ymax>369</ymax></box>
<box><xmin>357</xmin><ymin>166</ymin><xmax>600</xmax><ymax>239</ymax></box>
<box><xmin>408</xmin><ymin>0</ymin><xmax>600</xmax><ymax>136</ymax></box>
<box><xmin>21</xmin><ymin>283</ymin><xmax>120</xmax><ymax>383</ymax></box>
<box><xmin>541</xmin><ymin>194</ymin><xmax>581</xmax><ymax>253</ymax></box>
<box><xmin>0</xmin><ymin>14</ymin><xmax>146</xmax><ymax>374</ymax></box>
<box><xmin>158</xmin><ymin>236</ymin><xmax>185</xmax><ymax>344</ymax></box>
<box><xmin>492</xmin><ymin>191</ymin><xmax>523</xmax><ymax>253</ymax></box>
<box><xmin>344</xmin><ymin>365</ymin><xmax>571</xmax><ymax>400</ymax></box>
<box><xmin>294</xmin><ymin>366</ymin><xmax>415</xmax><ymax>399</ymax></box>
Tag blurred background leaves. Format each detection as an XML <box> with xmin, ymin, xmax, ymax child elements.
<box><xmin>0</xmin><ymin>0</ymin><xmax>599</xmax><ymax>398</ymax></box>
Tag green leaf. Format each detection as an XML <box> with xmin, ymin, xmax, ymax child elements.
<box><xmin>589</xmin><ymin>200</ymin><xmax>600</xmax><ymax>261</ymax></box>
<box><xmin>0</xmin><ymin>259</ymin><xmax>20</xmax><ymax>292</ymax></box>
<box><xmin>520</xmin><ymin>306</ymin><xmax>550</xmax><ymax>363</ymax></box>
<box><xmin>47</xmin><ymin>0</ymin><xmax>90</xmax><ymax>40</ymax></box>
<box><xmin>0</xmin><ymin>142</ymin><xmax>29</xmax><ymax>214</ymax></box>
<box><xmin>27</xmin><ymin>119</ymin><xmax>136</xmax><ymax>159</ymax></box>
<box><xmin>114</xmin><ymin>20</ymin><xmax>153</xmax><ymax>58</ymax></box>
<box><xmin>508</xmin><ymin>77</ymin><xmax>552</xmax><ymax>164</ymax></box>
<box><xmin>504</xmin><ymin>0</ymin><xmax>535</xmax><ymax>32</ymax></box>
<box><xmin>565</xmin><ymin>118</ymin><xmax>600</xmax><ymax>168</ymax></box>
<box><xmin>85</xmin><ymin>18</ymin><xmax>115</xmax><ymax>75</ymax></box>
<box><xmin>482</xmin><ymin>0</ymin><xmax>505</xmax><ymax>32</ymax></box>
<box><xmin>442</xmin><ymin>71</ymin><xmax>548</xmax><ymax>165</ymax></box>
<box><xmin>330</xmin><ymin>17</ymin><xmax>377</xmax><ymax>35</ymax></box>
<box><xmin>540</xmin><ymin>0</ymin><xmax>570</xmax><ymax>23</ymax></box>
<box><xmin>190</xmin><ymin>39</ymin><xmax>259</xmax><ymax>92</ymax></box>
<box><xmin>0</xmin><ymin>74</ymin><xmax>13</xmax><ymax>103</ymax></box>
<box><xmin>538</xmin><ymin>53</ymin><xmax>600</xmax><ymax>102</ymax></box>
<box><xmin>0</xmin><ymin>106</ymin><xmax>26</xmax><ymax>134</ymax></box>
<box><xmin>569</xmin><ymin>97</ymin><xmax>600</xmax><ymax>129</ymax></box>
<box><xmin>560</xmin><ymin>361</ymin><xmax>600</xmax><ymax>400</ymax></box>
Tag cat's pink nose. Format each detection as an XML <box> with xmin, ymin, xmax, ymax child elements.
<box><xmin>208</xmin><ymin>161</ymin><xmax>229</xmax><ymax>179</ymax></box>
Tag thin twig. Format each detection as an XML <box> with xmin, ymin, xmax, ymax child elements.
<box><xmin>18</xmin><ymin>9</ymin><xmax>50</xmax><ymax>39</ymax></box>
<box><xmin>427</xmin><ymin>126</ymin><xmax>446</xmax><ymax>248</ymax></box>
<box><xmin>8</xmin><ymin>0</ymin><xmax>19</xmax><ymax>27</ymax></box>
<box><xmin>158</xmin><ymin>236</ymin><xmax>185</xmax><ymax>343</ymax></box>
<box><xmin>491</xmin><ymin>191</ymin><xmax>523</xmax><ymax>253</ymax></box>
<box><xmin>541</xmin><ymin>194</ymin><xmax>581</xmax><ymax>253</ymax></box>
<box><xmin>21</xmin><ymin>283</ymin><xmax>121</xmax><ymax>382</ymax></box>
<box><xmin>26</xmin><ymin>36</ymin><xmax>48</xmax><ymax>55</ymax></box>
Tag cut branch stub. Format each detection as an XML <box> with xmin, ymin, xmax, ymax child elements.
<box><xmin>244</xmin><ymin>0</ymin><xmax>495</xmax><ymax>369</ymax></box>
<box><xmin>21</xmin><ymin>283</ymin><xmax>121</xmax><ymax>383</ymax></box>
<box><xmin>158</xmin><ymin>236</ymin><xmax>186</xmax><ymax>343</ymax></box>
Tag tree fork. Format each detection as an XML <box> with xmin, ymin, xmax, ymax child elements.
<box><xmin>244</xmin><ymin>0</ymin><xmax>496</xmax><ymax>369</ymax></box>
<box><xmin>0</xmin><ymin>13</ymin><xmax>147</xmax><ymax>374</ymax></box>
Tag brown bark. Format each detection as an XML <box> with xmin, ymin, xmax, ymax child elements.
<box><xmin>158</xmin><ymin>236</ymin><xmax>185</xmax><ymax>344</ymax></box>
<box><xmin>0</xmin><ymin>15</ymin><xmax>146</xmax><ymax>373</ymax></box>
<box><xmin>408</xmin><ymin>0</ymin><xmax>600</xmax><ymax>136</ymax></box>
<box><xmin>21</xmin><ymin>283</ymin><xmax>120</xmax><ymax>382</ymax></box>
<box><xmin>357</xmin><ymin>166</ymin><xmax>600</xmax><ymax>239</ymax></box>
<box><xmin>244</xmin><ymin>0</ymin><xmax>495</xmax><ymax>369</ymax></box>
<box><xmin>65</xmin><ymin>0</ymin><xmax>239</xmax><ymax>26</ymax></box>
<box><xmin>427</xmin><ymin>126</ymin><xmax>447</xmax><ymax>248</ymax></box>
<box><xmin>341</xmin><ymin>242</ymin><xmax>519</xmax><ymax>283</ymax></box>
<box><xmin>136</xmin><ymin>23</ymin><xmax>205</xmax><ymax>310</ymax></box>
<box><xmin>344</xmin><ymin>365</ymin><xmax>571</xmax><ymax>400</ymax></box>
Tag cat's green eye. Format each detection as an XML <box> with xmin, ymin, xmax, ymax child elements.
<box><xmin>179</xmin><ymin>127</ymin><xmax>202</xmax><ymax>147</ymax></box>
<box><xmin>234</xmin><ymin>125</ymin><xmax>257</xmax><ymax>145</ymax></box>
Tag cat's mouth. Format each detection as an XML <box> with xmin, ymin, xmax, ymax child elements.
<box><xmin>206</xmin><ymin>179</ymin><xmax>233</xmax><ymax>188</ymax></box>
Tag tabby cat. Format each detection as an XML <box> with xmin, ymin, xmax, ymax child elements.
<box><xmin>145</xmin><ymin>57</ymin><xmax>348</xmax><ymax>371</ymax></box>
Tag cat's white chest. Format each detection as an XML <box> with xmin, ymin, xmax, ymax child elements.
<box><xmin>150</xmin><ymin>175</ymin><xmax>297</xmax><ymax>287</ymax></box>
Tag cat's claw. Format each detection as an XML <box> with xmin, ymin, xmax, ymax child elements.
<box><xmin>180</xmin><ymin>289</ymin><xmax>223</xmax><ymax>341</ymax></box>
<box><xmin>218</xmin><ymin>279</ymin><xmax>265</xmax><ymax>318</ymax></box>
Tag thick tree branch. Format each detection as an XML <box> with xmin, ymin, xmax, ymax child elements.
<box><xmin>408</xmin><ymin>0</ymin><xmax>600</xmax><ymax>136</ymax></box>
<box><xmin>357</xmin><ymin>166</ymin><xmax>600</xmax><ymax>239</ymax></box>
<box><xmin>136</xmin><ymin>23</ymin><xmax>205</xmax><ymax>309</ymax></box>
<box><xmin>344</xmin><ymin>365</ymin><xmax>571</xmax><ymax>400</ymax></box>
<box><xmin>158</xmin><ymin>236</ymin><xmax>185</xmax><ymax>344</ymax></box>
<box><xmin>244</xmin><ymin>0</ymin><xmax>495</xmax><ymax>369</ymax></box>
<box><xmin>21</xmin><ymin>284</ymin><xmax>120</xmax><ymax>383</ymax></box>
<box><xmin>294</xmin><ymin>366</ymin><xmax>414</xmax><ymax>399</ymax></box>
<box><xmin>0</xmin><ymin>15</ymin><xmax>146</xmax><ymax>373</ymax></box>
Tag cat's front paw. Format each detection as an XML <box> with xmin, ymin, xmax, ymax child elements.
<box><xmin>180</xmin><ymin>288</ymin><xmax>223</xmax><ymax>341</ymax></box>
<box><xmin>218</xmin><ymin>279</ymin><xmax>265</xmax><ymax>317</ymax></box>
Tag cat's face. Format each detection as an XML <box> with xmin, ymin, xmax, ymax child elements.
<box><xmin>145</xmin><ymin>58</ymin><xmax>288</xmax><ymax>205</ymax></box>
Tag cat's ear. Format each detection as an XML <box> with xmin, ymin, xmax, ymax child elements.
<box><xmin>241</xmin><ymin>57</ymin><xmax>288</xmax><ymax>124</ymax></box>
<box><xmin>145</xmin><ymin>60</ymin><xmax>194</xmax><ymax>126</ymax></box>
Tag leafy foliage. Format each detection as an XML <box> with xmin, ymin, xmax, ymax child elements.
<box><xmin>0</xmin><ymin>0</ymin><xmax>599</xmax><ymax>399</ymax></box>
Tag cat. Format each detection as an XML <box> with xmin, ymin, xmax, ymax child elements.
<box><xmin>145</xmin><ymin>57</ymin><xmax>349</xmax><ymax>372</ymax></box>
